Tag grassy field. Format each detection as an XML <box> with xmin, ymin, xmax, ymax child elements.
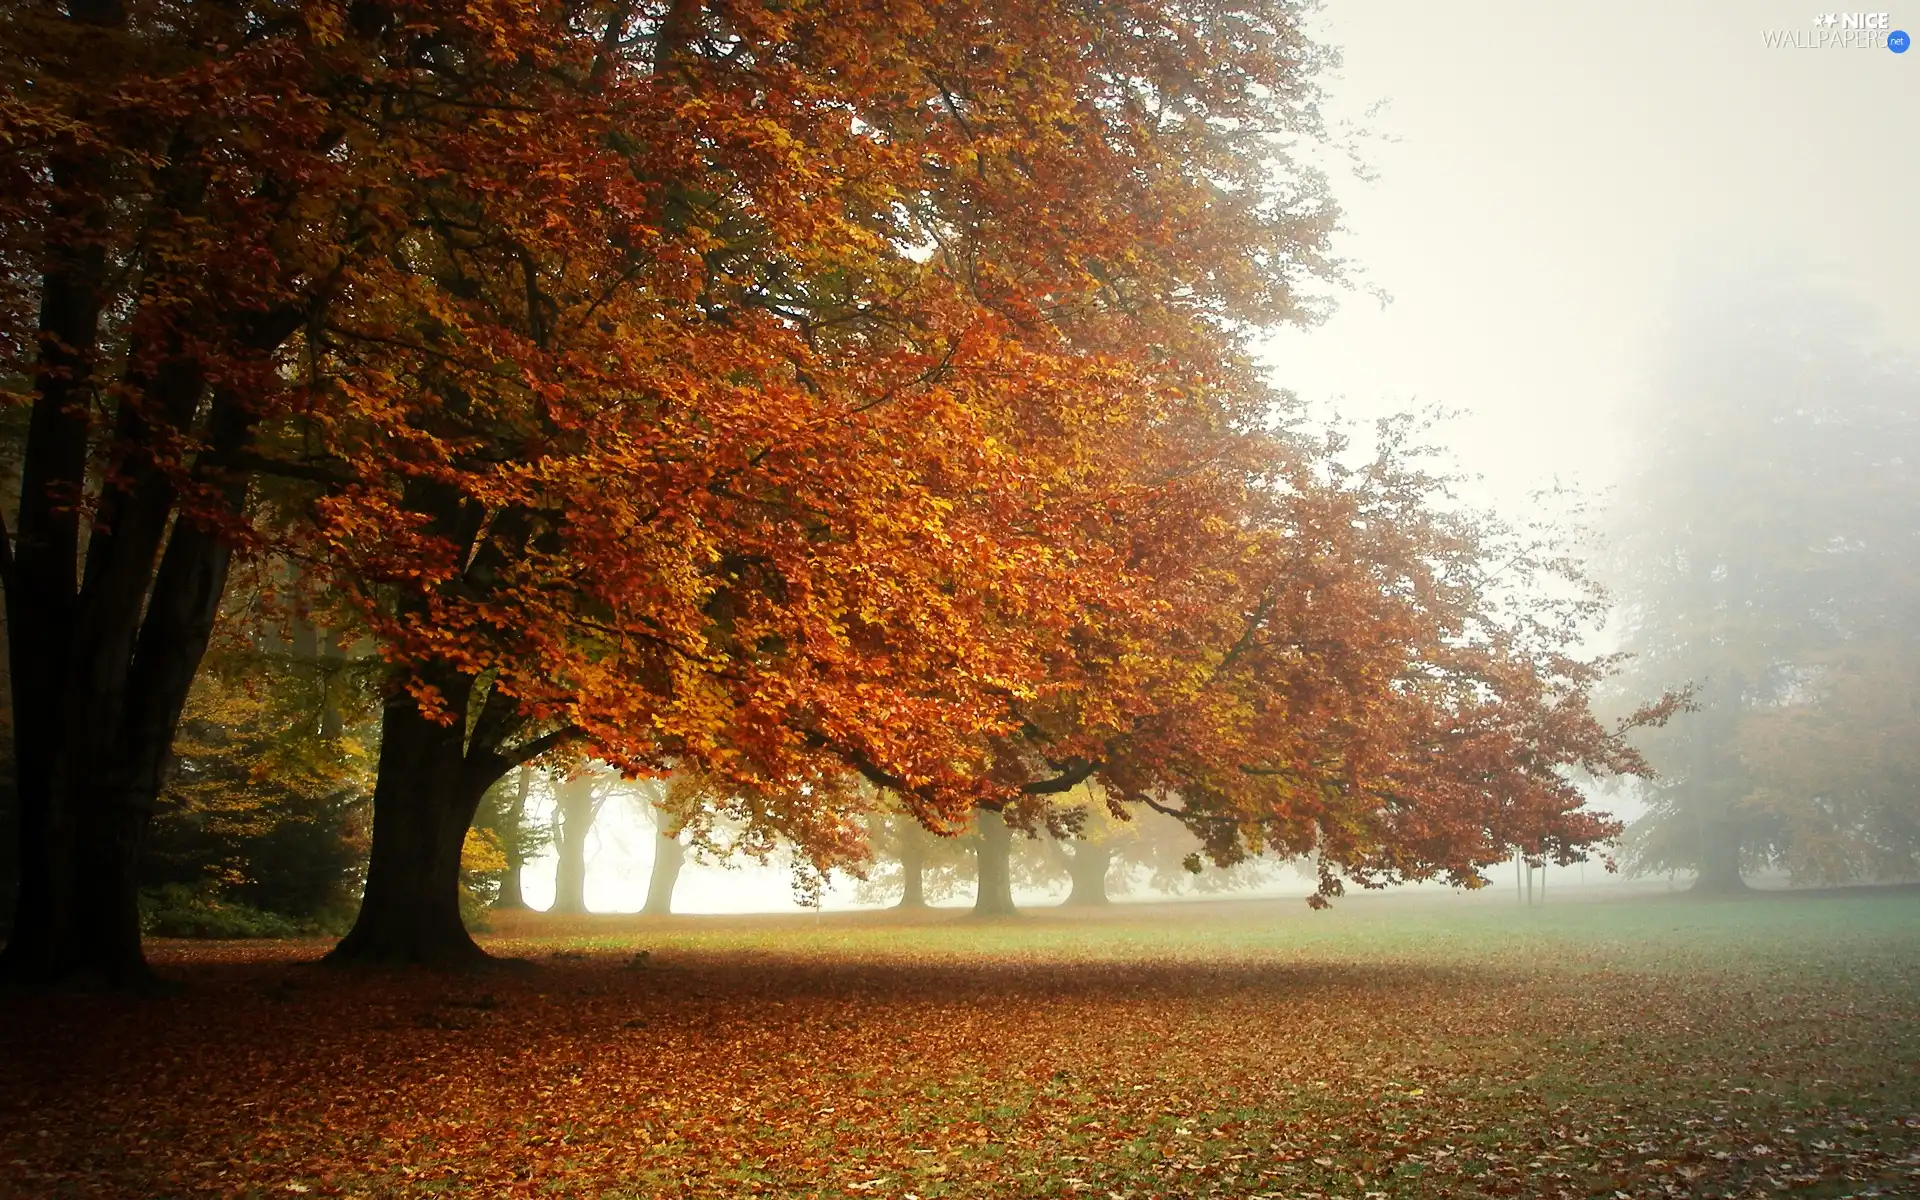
<box><xmin>3</xmin><ymin>889</ymin><xmax>1918</xmax><ymax>1198</ymax></box>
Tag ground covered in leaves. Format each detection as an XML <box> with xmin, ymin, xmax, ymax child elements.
<box><xmin>3</xmin><ymin>889</ymin><xmax>1918</xmax><ymax>1199</ymax></box>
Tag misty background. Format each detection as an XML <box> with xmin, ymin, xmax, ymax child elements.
<box><xmin>505</xmin><ymin>0</ymin><xmax>1919</xmax><ymax>914</ymax></box>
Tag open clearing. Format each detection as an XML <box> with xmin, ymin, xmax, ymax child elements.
<box><xmin>3</xmin><ymin>891</ymin><xmax>1918</xmax><ymax>1199</ymax></box>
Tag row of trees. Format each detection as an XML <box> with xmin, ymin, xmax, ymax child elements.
<box><xmin>2</xmin><ymin>0</ymin><xmax>1673</xmax><ymax>983</ymax></box>
<box><xmin>68</xmin><ymin>625</ymin><xmax>1262</xmax><ymax>928</ymax></box>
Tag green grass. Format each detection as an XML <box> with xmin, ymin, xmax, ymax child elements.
<box><xmin>3</xmin><ymin>888</ymin><xmax>1917</xmax><ymax>1198</ymax></box>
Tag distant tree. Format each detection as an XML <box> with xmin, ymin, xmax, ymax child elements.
<box><xmin>972</xmin><ymin>808</ymin><xmax>1020</xmax><ymax>918</ymax></box>
<box><xmin>548</xmin><ymin>769</ymin><xmax>617</xmax><ymax>916</ymax></box>
<box><xmin>1059</xmin><ymin>835</ymin><xmax>1115</xmax><ymax>908</ymax></box>
<box><xmin>855</xmin><ymin>810</ymin><xmax>976</xmax><ymax>910</ymax></box>
<box><xmin>475</xmin><ymin>767</ymin><xmax>547</xmax><ymax>911</ymax></box>
<box><xmin>638</xmin><ymin>777</ymin><xmax>686</xmax><ymax>917</ymax></box>
<box><xmin>1736</xmin><ymin>641</ymin><xmax>1920</xmax><ymax>882</ymax></box>
<box><xmin>1608</xmin><ymin>282</ymin><xmax>1920</xmax><ymax>890</ymax></box>
<box><xmin>1046</xmin><ymin>789</ymin><xmax>1275</xmax><ymax>906</ymax></box>
<box><xmin>893</xmin><ymin>818</ymin><xmax>930</xmax><ymax>911</ymax></box>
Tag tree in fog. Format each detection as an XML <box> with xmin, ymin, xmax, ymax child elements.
<box><xmin>1608</xmin><ymin>282</ymin><xmax>1920</xmax><ymax>889</ymax></box>
<box><xmin>475</xmin><ymin>768</ymin><xmax>547</xmax><ymax>911</ymax></box>
<box><xmin>859</xmin><ymin>802</ymin><xmax>977</xmax><ymax>911</ymax></box>
<box><xmin>546</xmin><ymin>769</ymin><xmax>613</xmax><ymax>915</ymax></box>
<box><xmin>637</xmin><ymin>776</ymin><xmax>693</xmax><ymax>917</ymax></box>
<box><xmin>1044</xmin><ymin>791</ymin><xmax>1277</xmax><ymax>906</ymax></box>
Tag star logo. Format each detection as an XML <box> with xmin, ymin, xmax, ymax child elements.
<box><xmin>1813</xmin><ymin>12</ymin><xmax>1837</xmax><ymax>25</ymax></box>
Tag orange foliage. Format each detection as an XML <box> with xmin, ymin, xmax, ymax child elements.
<box><xmin>3</xmin><ymin>0</ymin><xmax>1667</xmax><ymax>970</ymax></box>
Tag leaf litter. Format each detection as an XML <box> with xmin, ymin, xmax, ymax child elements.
<box><xmin>2</xmin><ymin>896</ymin><xmax>1916</xmax><ymax>1198</ymax></box>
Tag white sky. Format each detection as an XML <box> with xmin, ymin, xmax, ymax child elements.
<box><xmin>546</xmin><ymin>1</ymin><xmax>1919</xmax><ymax>914</ymax></box>
<box><xmin>1266</xmin><ymin>0</ymin><xmax>1919</xmax><ymax>513</ymax></box>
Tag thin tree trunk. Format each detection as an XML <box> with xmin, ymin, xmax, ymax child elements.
<box><xmin>1061</xmin><ymin>839</ymin><xmax>1112</xmax><ymax>907</ymax></box>
<box><xmin>896</xmin><ymin>818</ymin><xmax>927</xmax><ymax>910</ymax></box>
<box><xmin>495</xmin><ymin>767</ymin><xmax>532</xmax><ymax>910</ymax></box>
<box><xmin>971</xmin><ymin>807</ymin><xmax>1017</xmax><ymax>918</ymax></box>
<box><xmin>550</xmin><ymin>774</ymin><xmax>597</xmax><ymax>915</ymax></box>
<box><xmin>643</xmin><ymin>817</ymin><xmax>686</xmax><ymax>916</ymax></box>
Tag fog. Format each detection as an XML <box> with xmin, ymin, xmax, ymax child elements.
<box><xmin>546</xmin><ymin>0</ymin><xmax>1919</xmax><ymax>915</ymax></box>
<box><xmin>1268</xmin><ymin>0</ymin><xmax>1919</xmax><ymax>512</ymax></box>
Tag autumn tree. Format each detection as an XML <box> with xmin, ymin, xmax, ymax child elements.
<box><xmin>0</xmin><ymin>0</ymin><xmax>426</xmax><ymax>982</ymax></box>
<box><xmin>852</xmin><ymin>411</ymin><xmax>1682</xmax><ymax>910</ymax></box>
<box><xmin>0</xmin><ymin>0</ymin><xmax>762</xmax><ymax>978</ymax></box>
<box><xmin>284</xmin><ymin>0</ymin><xmax>1346</xmax><ymax>961</ymax></box>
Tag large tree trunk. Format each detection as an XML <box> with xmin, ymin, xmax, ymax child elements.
<box><xmin>3</xmin><ymin>367</ymin><xmax>250</xmax><ymax>987</ymax></box>
<box><xmin>1</xmin><ymin>162</ymin><xmax>103</xmax><ymax>983</ymax></box>
<box><xmin>1</xmin><ymin>80</ymin><xmax>121</xmax><ymax>983</ymax></box>
<box><xmin>1062</xmin><ymin>839</ymin><xmax>1112</xmax><ymax>907</ymax></box>
<box><xmin>1691</xmin><ymin>815</ymin><xmax>1750</xmax><ymax>894</ymax></box>
<box><xmin>643</xmin><ymin>813</ymin><xmax>685</xmax><ymax>916</ymax></box>
<box><xmin>325</xmin><ymin>693</ymin><xmax>495</xmax><ymax>966</ymax></box>
<box><xmin>896</xmin><ymin>819</ymin><xmax>927</xmax><ymax>910</ymax></box>
<box><xmin>0</xmin><ymin>3</ymin><xmax>315</xmax><ymax>987</ymax></box>
<box><xmin>549</xmin><ymin>774</ymin><xmax>598</xmax><ymax>915</ymax></box>
<box><xmin>971</xmin><ymin>807</ymin><xmax>1017</xmax><ymax>918</ymax></box>
<box><xmin>71</xmin><ymin>513</ymin><xmax>237</xmax><ymax>985</ymax></box>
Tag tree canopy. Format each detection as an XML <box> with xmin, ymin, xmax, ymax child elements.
<box><xmin>3</xmin><ymin>0</ymin><xmax>1670</xmax><ymax>976</ymax></box>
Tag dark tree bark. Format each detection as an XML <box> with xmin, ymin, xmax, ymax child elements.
<box><xmin>326</xmin><ymin>667</ymin><xmax>574</xmax><ymax>965</ymax></box>
<box><xmin>1061</xmin><ymin>839</ymin><xmax>1112</xmax><ymax>907</ymax></box>
<box><xmin>3</xmin><ymin>345</ymin><xmax>267</xmax><ymax>985</ymax></box>
<box><xmin>896</xmin><ymin>818</ymin><xmax>927</xmax><ymax>910</ymax></box>
<box><xmin>1</xmin><ymin>57</ymin><xmax>122</xmax><ymax>981</ymax></box>
<box><xmin>971</xmin><ymin>806</ymin><xmax>1017</xmax><ymax>918</ymax></box>
<box><xmin>325</xmin><ymin>691</ymin><xmax>498</xmax><ymax>966</ymax></box>
<box><xmin>643</xmin><ymin>810</ymin><xmax>685</xmax><ymax>916</ymax></box>
<box><xmin>322</xmin><ymin>444</ymin><xmax>576</xmax><ymax>963</ymax></box>
<box><xmin>2</xmin><ymin>145</ymin><xmax>106</xmax><ymax>984</ymax></box>
<box><xmin>549</xmin><ymin>774</ymin><xmax>600</xmax><ymax>915</ymax></box>
<box><xmin>0</xmin><ymin>16</ymin><xmax>317</xmax><ymax>980</ymax></box>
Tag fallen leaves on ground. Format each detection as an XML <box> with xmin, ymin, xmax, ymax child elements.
<box><xmin>3</xmin><ymin>894</ymin><xmax>1918</xmax><ymax>1198</ymax></box>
